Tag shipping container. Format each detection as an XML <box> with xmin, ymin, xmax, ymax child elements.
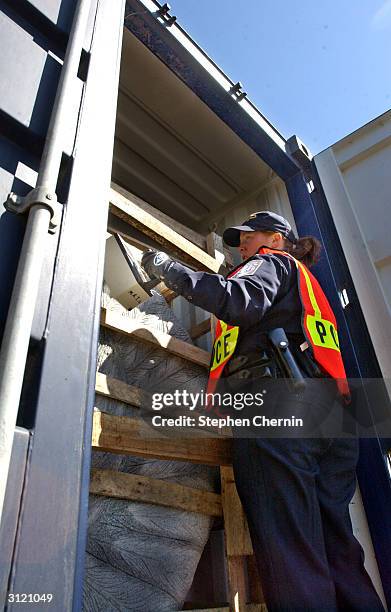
<box><xmin>0</xmin><ymin>0</ymin><xmax>390</xmax><ymax>609</ymax></box>
<box><xmin>315</xmin><ymin>111</ymin><xmax>391</xmax><ymax>385</ymax></box>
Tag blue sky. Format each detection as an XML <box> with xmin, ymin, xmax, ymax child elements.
<box><xmin>172</xmin><ymin>1</ymin><xmax>391</xmax><ymax>154</ymax></box>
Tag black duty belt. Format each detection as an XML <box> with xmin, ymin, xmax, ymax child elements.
<box><xmin>224</xmin><ymin>350</ymin><xmax>273</xmax><ymax>378</ymax></box>
<box><xmin>224</xmin><ymin>328</ymin><xmax>322</xmax><ymax>393</ymax></box>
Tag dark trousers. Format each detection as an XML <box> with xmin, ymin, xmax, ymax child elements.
<box><xmin>232</xmin><ymin>436</ymin><xmax>385</xmax><ymax>612</ymax></box>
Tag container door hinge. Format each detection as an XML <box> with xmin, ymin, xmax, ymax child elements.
<box><xmin>4</xmin><ymin>188</ymin><xmax>62</xmax><ymax>234</ymax></box>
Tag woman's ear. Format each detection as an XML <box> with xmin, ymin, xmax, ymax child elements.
<box><xmin>271</xmin><ymin>232</ymin><xmax>283</xmax><ymax>247</ymax></box>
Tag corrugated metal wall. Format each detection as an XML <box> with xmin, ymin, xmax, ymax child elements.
<box><xmin>315</xmin><ymin>111</ymin><xmax>391</xmax><ymax>384</ymax></box>
<box><xmin>315</xmin><ymin>112</ymin><xmax>391</xmax><ymax>609</ymax></box>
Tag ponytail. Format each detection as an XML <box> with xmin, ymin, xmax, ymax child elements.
<box><xmin>284</xmin><ymin>236</ymin><xmax>322</xmax><ymax>267</ymax></box>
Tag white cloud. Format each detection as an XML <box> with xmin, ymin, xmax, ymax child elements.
<box><xmin>371</xmin><ymin>0</ymin><xmax>391</xmax><ymax>29</ymax></box>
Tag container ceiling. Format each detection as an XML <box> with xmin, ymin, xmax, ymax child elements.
<box><xmin>112</xmin><ymin>28</ymin><xmax>274</xmax><ymax>231</ymax></box>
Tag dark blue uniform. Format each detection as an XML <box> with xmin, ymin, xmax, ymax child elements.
<box><xmin>164</xmin><ymin>252</ymin><xmax>303</xmax><ymax>353</ymax></box>
<box><xmin>146</xmin><ymin>250</ymin><xmax>385</xmax><ymax>612</ymax></box>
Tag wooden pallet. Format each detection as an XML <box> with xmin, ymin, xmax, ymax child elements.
<box><xmin>93</xmin><ymin>188</ymin><xmax>265</xmax><ymax>611</ymax></box>
<box><xmin>91</xmin><ymin>404</ymin><xmax>263</xmax><ymax>610</ymax></box>
<box><xmin>92</xmin><ymin>410</ymin><xmax>232</xmax><ymax>466</ymax></box>
<box><xmin>109</xmin><ymin>183</ymin><xmax>225</xmax><ymax>272</ymax></box>
<box><xmin>100</xmin><ymin>307</ymin><xmax>210</xmax><ymax>368</ymax></box>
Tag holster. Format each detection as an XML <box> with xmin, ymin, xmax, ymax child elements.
<box><xmin>224</xmin><ymin>329</ymin><xmax>310</xmax><ymax>393</ymax></box>
<box><xmin>224</xmin><ymin>351</ymin><xmax>275</xmax><ymax>390</ymax></box>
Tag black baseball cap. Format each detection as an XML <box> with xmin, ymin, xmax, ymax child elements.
<box><xmin>223</xmin><ymin>211</ymin><xmax>297</xmax><ymax>247</ymax></box>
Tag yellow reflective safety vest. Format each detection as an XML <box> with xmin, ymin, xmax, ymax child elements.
<box><xmin>207</xmin><ymin>247</ymin><xmax>350</xmax><ymax>399</ymax></box>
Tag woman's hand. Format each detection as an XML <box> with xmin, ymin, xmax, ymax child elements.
<box><xmin>141</xmin><ymin>249</ymin><xmax>173</xmax><ymax>280</ymax></box>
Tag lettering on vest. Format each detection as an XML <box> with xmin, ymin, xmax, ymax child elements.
<box><xmin>210</xmin><ymin>323</ymin><xmax>239</xmax><ymax>372</ymax></box>
<box><xmin>306</xmin><ymin>315</ymin><xmax>340</xmax><ymax>351</ymax></box>
<box><xmin>254</xmin><ymin>247</ymin><xmax>349</xmax><ymax>398</ymax></box>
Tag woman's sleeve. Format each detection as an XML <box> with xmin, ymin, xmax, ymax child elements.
<box><xmin>163</xmin><ymin>255</ymin><xmax>292</xmax><ymax>328</ymax></box>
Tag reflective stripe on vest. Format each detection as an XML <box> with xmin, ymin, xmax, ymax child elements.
<box><xmin>258</xmin><ymin>247</ymin><xmax>350</xmax><ymax>397</ymax></box>
<box><xmin>206</xmin><ymin>248</ymin><xmax>350</xmax><ymax>398</ymax></box>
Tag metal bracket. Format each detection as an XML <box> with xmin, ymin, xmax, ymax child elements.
<box><xmin>156</xmin><ymin>3</ymin><xmax>177</xmax><ymax>26</ymax></box>
<box><xmin>285</xmin><ymin>135</ymin><xmax>313</xmax><ymax>180</ymax></box>
<box><xmin>4</xmin><ymin>187</ymin><xmax>62</xmax><ymax>234</ymax></box>
<box><xmin>229</xmin><ymin>82</ymin><xmax>247</xmax><ymax>102</ymax></box>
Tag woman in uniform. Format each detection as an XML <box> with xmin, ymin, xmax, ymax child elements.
<box><xmin>141</xmin><ymin>211</ymin><xmax>384</xmax><ymax>612</ymax></box>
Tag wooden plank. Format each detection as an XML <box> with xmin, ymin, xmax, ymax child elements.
<box><xmin>90</xmin><ymin>468</ymin><xmax>223</xmax><ymax>517</ymax></box>
<box><xmin>105</xmin><ymin>221</ymin><xmax>177</xmax><ymax>302</ymax></box>
<box><xmin>92</xmin><ymin>411</ymin><xmax>233</xmax><ymax>466</ymax></box>
<box><xmin>220</xmin><ymin>466</ymin><xmax>255</xmax><ymax>611</ymax></box>
<box><xmin>206</xmin><ymin>232</ymin><xmax>221</xmax><ymax>340</ymax></box>
<box><xmin>111</xmin><ymin>182</ymin><xmax>206</xmax><ymax>249</ymax></box>
<box><xmin>247</xmin><ymin>554</ymin><xmax>265</xmax><ymax>605</ymax></box>
<box><xmin>159</xmin><ymin>285</ymin><xmax>176</xmax><ymax>303</ymax></box>
<box><xmin>100</xmin><ymin>308</ymin><xmax>210</xmax><ymax>368</ymax></box>
<box><xmin>95</xmin><ymin>372</ymin><xmax>151</xmax><ymax>408</ymax></box>
<box><xmin>109</xmin><ymin>184</ymin><xmax>220</xmax><ymax>272</ymax></box>
<box><xmin>226</xmin><ymin>555</ymin><xmax>248</xmax><ymax>612</ymax></box>
<box><xmin>220</xmin><ymin>466</ymin><xmax>253</xmax><ymax>557</ymax></box>
<box><xmin>189</xmin><ymin>318</ymin><xmax>211</xmax><ymax>340</ymax></box>
<box><xmin>206</xmin><ymin>232</ymin><xmax>225</xmax><ymax>269</ymax></box>
<box><xmin>107</xmin><ymin>213</ymin><xmax>191</xmax><ymax>300</ymax></box>
<box><xmin>206</xmin><ymin>230</ymin><xmax>234</xmax><ymax>277</ymax></box>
